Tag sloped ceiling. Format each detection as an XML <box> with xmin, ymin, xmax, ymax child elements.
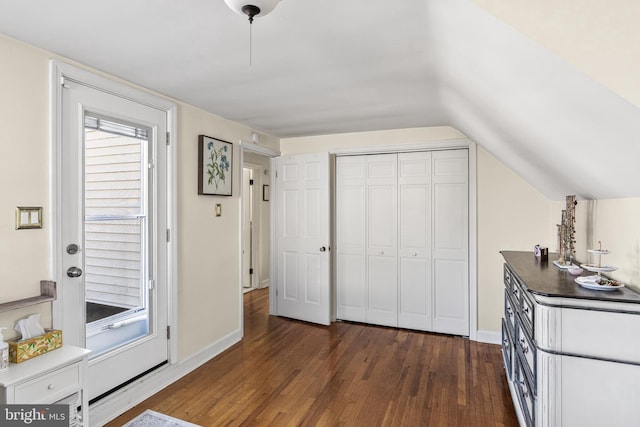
<box><xmin>0</xmin><ymin>0</ymin><xmax>638</xmax><ymax>200</ymax></box>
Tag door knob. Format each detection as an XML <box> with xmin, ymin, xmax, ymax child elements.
<box><xmin>67</xmin><ymin>266</ymin><xmax>83</xmax><ymax>278</ymax></box>
<box><xmin>320</xmin><ymin>246</ymin><xmax>327</xmax><ymax>252</ymax></box>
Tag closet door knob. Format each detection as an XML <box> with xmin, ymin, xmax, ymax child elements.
<box><xmin>378</xmin><ymin>251</ymin><xmax>384</xmax><ymax>255</ymax></box>
<box><xmin>320</xmin><ymin>246</ymin><xmax>327</xmax><ymax>252</ymax></box>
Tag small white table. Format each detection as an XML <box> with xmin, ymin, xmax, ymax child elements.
<box><xmin>0</xmin><ymin>345</ymin><xmax>90</xmax><ymax>426</ymax></box>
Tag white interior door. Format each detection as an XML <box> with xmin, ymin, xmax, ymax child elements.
<box><xmin>274</xmin><ymin>153</ymin><xmax>330</xmax><ymax>325</ymax></box>
<box><xmin>366</xmin><ymin>154</ymin><xmax>398</xmax><ymax>327</ymax></box>
<box><xmin>242</xmin><ymin>168</ymin><xmax>253</xmax><ymax>289</ymax></box>
<box><xmin>336</xmin><ymin>156</ymin><xmax>367</xmax><ymax>322</ymax></box>
<box><xmin>398</xmin><ymin>152</ymin><xmax>432</xmax><ymax>330</ymax></box>
<box><xmin>56</xmin><ymin>78</ymin><xmax>169</xmax><ymax>401</ymax></box>
<box><xmin>432</xmin><ymin>150</ymin><xmax>469</xmax><ymax>335</ymax></box>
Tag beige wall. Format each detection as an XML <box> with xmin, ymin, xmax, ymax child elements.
<box><xmin>0</xmin><ymin>36</ymin><xmax>52</xmax><ymax>339</ymax></box>
<box><xmin>558</xmin><ymin>198</ymin><xmax>640</xmax><ymax>294</ymax></box>
<box><xmin>0</xmin><ymin>34</ymin><xmax>280</xmax><ymax>359</ymax></box>
<box><xmin>281</xmin><ymin>126</ymin><xmax>466</xmax><ymax>154</ymax></box>
<box><xmin>281</xmin><ymin>128</ymin><xmax>555</xmax><ymax>334</ymax></box>
<box><xmin>471</xmin><ymin>0</ymin><xmax>640</xmax><ymax>108</ymax></box>
<box><xmin>477</xmin><ymin>148</ymin><xmax>554</xmax><ymax>331</ymax></box>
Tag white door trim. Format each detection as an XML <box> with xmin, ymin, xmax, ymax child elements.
<box><xmin>332</xmin><ymin>138</ymin><xmax>477</xmax><ymax>340</ymax></box>
<box><xmin>49</xmin><ymin>60</ymin><xmax>179</xmax><ymax>362</ymax></box>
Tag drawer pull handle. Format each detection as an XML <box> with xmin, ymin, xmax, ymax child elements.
<box><xmin>47</xmin><ymin>384</ymin><xmax>55</xmax><ymax>390</ymax></box>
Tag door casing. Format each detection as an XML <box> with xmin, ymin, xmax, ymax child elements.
<box><xmin>50</xmin><ymin>60</ymin><xmax>179</xmax><ymax>366</ymax></box>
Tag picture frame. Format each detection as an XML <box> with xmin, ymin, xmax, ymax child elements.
<box><xmin>198</xmin><ymin>135</ymin><xmax>233</xmax><ymax>196</ymax></box>
<box><xmin>262</xmin><ymin>184</ymin><xmax>270</xmax><ymax>202</ymax></box>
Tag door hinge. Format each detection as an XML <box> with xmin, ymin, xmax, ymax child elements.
<box><xmin>276</xmin><ymin>288</ymin><xmax>278</xmax><ymax>296</ymax></box>
<box><xmin>166</xmin><ymin>132</ymin><xmax>170</xmax><ymax>146</ymax></box>
<box><xmin>275</xmin><ymin>170</ymin><xmax>278</xmax><ymax>179</ymax></box>
<box><xmin>167</xmin><ymin>229</ymin><xmax>171</xmax><ymax>242</ymax></box>
<box><xmin>60</xmin><ymin>76</ymin><xmax>70</xmax><ymax>89</ymax></box>
<box><xmin>148</xmin><ymin>279</ymin><xmax>156</xmax><ymax>290</ymax></box>
<box><xmin>249</xmin><ymin>268</ymin><xmax>254</xmax><ymax>275</ymax></box>
<box><xmin>166</xmin><ymin>326</ymin><xmax>171</xmax><ymax>340</ymax></box>
<box><xmin>249</xmin><ymin>179</ymin><xmax>254</xmax><ymax>186</ymax></box>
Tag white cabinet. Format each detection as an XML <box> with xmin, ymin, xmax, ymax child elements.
<box><xmin>337</xmin><ymin>150</ymin><xmax>469</xmax><ymax>335</ymax></box>
<box><xmin>502</xmin><ymin>251</ymin><xmax>640</xmax><ymax>427</ymax></box>
<box><xmin>0</xmin><ymin>345</ymin><xmax>90</xmax><ymax>426</ymax></box>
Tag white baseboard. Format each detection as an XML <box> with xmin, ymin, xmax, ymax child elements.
<box><xmin>259</xmin><ymin>279</ymin><xmax>269</xmax><ymax>289</ymax></box>
<box><xmin>475</xmin><ymin>330</ymin><xmax>501</xmax><ymax>345</ymax></box>
<box><xmin>90</xmin><ymin>329</ymin><xmax>242</xmax><ymax>426</ymax></box>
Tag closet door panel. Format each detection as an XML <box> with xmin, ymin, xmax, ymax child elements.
<box><xmin>336</xmin><ymin>157</ymin><xmax>366</xmax><ymax>321</ymax></box>
<box><xmin>398</xmin><ymin>152</ymin><xmax>432</xmax><ymax>330</ymax></box>
<box><xmin>432</xmin><ymin>150</ymin><xmax>469</xmax><ymax>335</ymax></box>
<box><xmin>367</xmin><ymin>255</ymin><xmax>397</xmax><ymax>326</ymax></box>
<box><xmin>366</xmin><ymin>154</ymin><xmax>397</xmax><ymax>327</ymax></box>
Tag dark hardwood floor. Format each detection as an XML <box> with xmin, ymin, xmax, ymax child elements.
<box><xmin>106</xmin><ymin>288</ymin><xmax>518</xmax><ymax>426</ymax></box>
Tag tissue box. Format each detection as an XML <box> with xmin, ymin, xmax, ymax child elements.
<box><xmin>9</xmin><ymin>329</ymin><xmax>62</xmax><ymax>363</ymax></box>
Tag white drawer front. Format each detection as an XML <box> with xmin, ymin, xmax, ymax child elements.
<box><xmin>14</xmin><ymin>364</ymin><xmax>80</xmax><ymax>404</ymax></box>
<box><xmin>560</xmin><ymin>308</ymin><xmax>640</xmax><ymax>363</ymax></box>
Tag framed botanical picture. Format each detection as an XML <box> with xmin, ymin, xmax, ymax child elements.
<box><xmin>198</xmin><ymin>135</ymin><xmax>233</xmax><ymax>196</ymax></box>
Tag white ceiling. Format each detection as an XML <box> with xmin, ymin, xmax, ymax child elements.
<box><xmin>1</xmin><ymin>0</ymin><xmax>639</xmax><ymax>200</ymax></box>
<box><xmin>0</xmin><ymin>0</ymin><xmax>445</xmax><ymax>137</ymax></box>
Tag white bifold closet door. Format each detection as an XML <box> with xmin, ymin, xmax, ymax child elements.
<box><xmin>336</xmin><ymin>150</ymin><xmax>468</xmax><ymax>336</ymax></box>
<box><xmin>366</xmin><ymin>154</ymin><xmax>398</xmax><ymax>327</ymax></box>
<box><xmin>398</xmin><ymin>152</ymin><xmax>432</xmax><ymax>330</ymax></box>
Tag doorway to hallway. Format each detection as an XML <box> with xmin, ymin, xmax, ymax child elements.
<box><xmin>242</xmin><ymin>153</ymin><xmax>271</xmax><ymax>293</ymax></box>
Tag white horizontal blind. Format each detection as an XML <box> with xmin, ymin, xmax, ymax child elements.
<box><xmin>84</xmin><ymin>123</ymin><xmax>147</xmax><ymax>310</ymax></box>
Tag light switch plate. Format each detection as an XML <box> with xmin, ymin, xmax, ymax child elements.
<box><xmin>215</xmin><ymin>204</ymin><xmax>222</xmax><ymax>217</ymax></box>
<box><xmin>16</xmin><ymin>207</ymin><xmax>42</xmax><ymax>229</ymax></box>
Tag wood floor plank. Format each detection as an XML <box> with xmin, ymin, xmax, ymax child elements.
<box><xmin>105</xmin><ymin>288</ymin><xmax>518</xmax><ymax>426</ymax></box>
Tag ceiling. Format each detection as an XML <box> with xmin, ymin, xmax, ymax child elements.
<box><xmin>0</xmin><ymin>0</ymin><xmax>445</xmax><ymax>138</ymax></box>
<box><xmin>1</xmin><ymin>0</ymin><xmax>639</xmax><ymax>200</ymax></box>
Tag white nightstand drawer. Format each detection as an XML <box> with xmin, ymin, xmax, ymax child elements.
<box><xmin>14</xmin><ymin>364</ymin><xmax>80</xmax><ymax>404</ymax></box>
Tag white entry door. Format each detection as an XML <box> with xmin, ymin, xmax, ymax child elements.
<box><xmin>55</xmin><ymin>76</ymin><xmax>169</xmax><ymax>401</ymax></box>
<box><xmin>274</xmin><ymin>153</ymin><xmax>330</xmax><ymax>325</ymax></box>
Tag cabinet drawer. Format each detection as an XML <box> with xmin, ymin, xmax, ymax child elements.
<box><xmin>504</xmin><ymin>263</ymin><xmax>513</xmax><ymax>292</ymax></box>
<box><xmin>515</xmin><ymin>357</ymin><xmax>535</xmax><ymax>427</ymax></box>
<box><xmin>520</xmin><ymin>291</ymin><xmax>535</xmax><ymax>335</ymax></box>
<box><xmin>501</xmin><ymin>319</ymin><xmax>514</xmax><ymax>380</ymax></box>
<box><xmin>14</xmin><ymin>364</ymin><xmax>80</xmax><ymax>404</ymax></box>
<box><xmin>516</xmin><ymin>314</ymin><xmax>536</xmax><ymax>394</ymax></box>
<box><xmin>511</xmin><ymin>275</ymin><xmax>523</xmax><ymax>306</ymax></box>
<box><xmin>504</xmin><ymin>290</ymin><xmax>516</xmax><ymax>336</ymax></box>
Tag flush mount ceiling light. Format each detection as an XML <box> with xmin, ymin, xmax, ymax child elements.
<box><xmin>224</xmin><ymin>0</ymin><xmax>282</xmax><ymax>23</ymax></box>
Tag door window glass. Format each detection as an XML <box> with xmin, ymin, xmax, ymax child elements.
<box><xmin>84</xmin><ymin>113</ymin><xmax>150</xmax><ymax>357</ymax></box>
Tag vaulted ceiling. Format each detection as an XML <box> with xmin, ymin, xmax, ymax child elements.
<box><xmin>0</xmin><ymin>0</ymin><xmax>638</xmax><ymax>200</ymax></box>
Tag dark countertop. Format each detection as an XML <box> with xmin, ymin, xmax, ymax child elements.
<box><xmin>501</xmin><ymin>251</ymin><xmax>640</xmax><ymax>304</ymax></box>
